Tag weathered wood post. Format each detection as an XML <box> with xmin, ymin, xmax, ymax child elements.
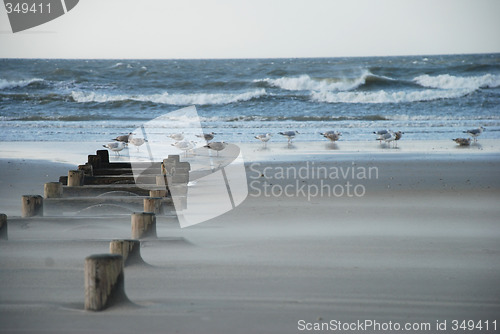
<box><xmin>67</xmin><ymin>170</ymin><xmax>84</xmax><ymax>187</ymax></box>
<box><xmin>144</xmin><ymin>197</ymin><xmax>162</xmax><ymax>214</ymax></box>
<box><xmin>87</xmin><ymin>155</ymin><xmax>101</xmax><ymax>170</ymax></box>
<box><xmin>149</xmin><ymin>189</ymin><xmax>167</xmax><ymax>198</ymax></box>
<box><xmin>109</xmin><ymin>239</ymin><xmax>145</xmax><ymax>266</ymax></box>
<box><xmin>131</xmin><ymin>212</ymin><xmax>157</xmax><ymax>239</ymax></box>
<box><xmin>84</xmin><ymin>254</ymin><xmax>128</xmax><ymax>311</ymax></box>
<box><xmin>44</xmin><ymin>182</ymin><xmax>63</xmax><ymax>198</ymax></box>
<box><xmin>21</xmin><ymin>195</ymin><xmax>43</xmax><ymax>217</ymax></box>
<box><xmin>96</xmin><ymin>149</ymin><xmax>110</xmax><ymax>165</ymax></box>
<box><xmin>0</xmin><ymin>214</ymin><xmax>7</xmax><ymax>240</ymax></box>
<box><xmin>78</xmin><ymin>163</ymin><xmax>93</xmax><ymax>176</ymax></box>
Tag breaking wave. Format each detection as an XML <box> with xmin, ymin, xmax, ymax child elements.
<box><xmin>0</xmin><ymin>78</ymin><xmax>45</xmax><ymax>90</ymax></box>
<box><xmin>71</xmin><ymin>89</ymin><xmax>266</xmax><ymax>105</ymax></box>
<box><xmin>414</xmin><ymin>73</ymin><xmax>500</xmax><ymax>90</ymax></box>
<box><xmin>254</xmin><ymin>71</ymin><xmax>395</xmax><ymax>92</ymax></box>
<box><xmin>311</xmin><ymin>88</ymin><xmax>473</xmax><ymax>104</ymax></box>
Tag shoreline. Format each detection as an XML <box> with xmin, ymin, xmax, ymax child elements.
<box><xmin>0</xmin><ymin>139</ymin><xmax>498</xmax><ymax>165</ymax></box>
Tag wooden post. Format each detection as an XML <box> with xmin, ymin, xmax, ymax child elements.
<box><xmin>21</xmin><ymin>195</ymin><xmax>43</xmax><ymax>217</ymax></box>
<box><xmin>156</xmin><ymin>175</ymin><xmax>167</xmax><ymax>187</ymax></box>
<box><xmin>84</xmin><ymin>254</ymin><xmax>128</xmax><ymax>311</ymax></box>
<box><xmin>109</xmin><ymin>239</ymin><xmax>145</xmax><ymax>266</ymax></box>
<box><xmin>144</xmin><ymin>197</ymin><xmax>162</xmax><ymax>214</ymax></box>
<box><xmin>96</xmin><ymin>149</ymin><xmax>110</xmax><ymax>165</ymax></box>
<box><xmin>149</xmin><ymin>189</ymin><xmax>167</xmax><ymax>198</ymax></box>
<box><xmin>0</xmin><ymin>214</ymin><xmax>7</xmax><ymax>240</ymax></box>
<box><xmin>88</xmin><ymin>155</ymin><xmax>101</xmax><ymax>170</ymax></box>
<box><xmin>68</xmin><ymin>170</ymin><xmax>85</xmax><ymax>187</ymax></box>
<box><xmin>78</xmin><ymin>164</ymin><xmax>93</xmax><ymax>176</ymax></box>
<box><xmin>44</xmin><ymin>182</ymin><xmax>63</xmax><ymax>198</ymax></box>
<box><xmin>131</xmin><ymin>212</ymin><xmax>157</xmax><ymax>239</ymax></box>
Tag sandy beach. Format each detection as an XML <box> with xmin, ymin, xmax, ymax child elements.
<box><xmin>1</xmin><ymin>141</ymin><xmax>500</xmax><ymax>333</ymax></box>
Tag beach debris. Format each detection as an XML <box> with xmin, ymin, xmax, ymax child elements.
<box><xmin>463</xmin><ymin>126</ymin><xmax>485</xmax><ymax>142</ymax></box>
<box><xmin>103</xmin><ymin>141</ymin><xmax>127</xmax><ymax>155</ymax></box>
<box><xmin>0</xmin><ymin>214</ymin><xmax>7</xmax><ymax>240</ymax></box>
<box><xmin>109</xmin><ymin>239</ymin><xmax>147</xmax><ymax>267</ymax></box>
<box><xmin>278</xmin><ymin>130</ymin><xmax>299</xmax><ymax>144</ymax></box>
<box><xmin>168</xmin><ymin>132</ymin><xmax>185</xmax><ymax>141</ymax></box>
<box><xmin>131</xmin><ymin>212</ymin><xmax>157</xmax><ymax>239</ymax></box>
<box><xmin>204</xmin><ymin>141</ymin><xmax>228</xmax><ymax>156</ymax></box>
<box><xmin>84</xmin><ymin>253</ymin><xmax>129</xmax><ymax>311</ymax></box>
<box><xmin>320</xmin><ymin>131</ymin><xmax>342</xmax><ymax>142</ymax></box>
<box><xmin>21</xmin><ymin>195</ymin><xmax>43</xmax><ymax>217</ymax></box>
<box><xmin>453</xmin><ymin>138</ymin><xmax>471</xmax><ymax>146</ymax></box>
<box><xmin>112</xmin><ymin>132</ymin><xmax>133</xmax><ymax>143</ymax></box>
<box><xmin>196</xmin><ymin>132</ymin><xmax>216</xmax><ymax>142</ymax></box>
<box><xmin>255</xmin><ymin>133</ymin><xmax>273</xmax><ymax>146</ymax></box>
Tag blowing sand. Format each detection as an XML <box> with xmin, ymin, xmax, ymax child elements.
<box><xmin>1</xmin><ymin>140</ymin><xmax>499</xmax><ymax>333</ymax></box>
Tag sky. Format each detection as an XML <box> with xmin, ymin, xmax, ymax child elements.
<box><xmin>1</xmin><ymin>0</ymin><xmax>499</xmax><ymax>59</ymax></box>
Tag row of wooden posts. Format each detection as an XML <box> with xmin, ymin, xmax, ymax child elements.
<box><xmin>2</xmin><ymin>149</ymin><xmax>191</xmax><ymax>311</ymax></box>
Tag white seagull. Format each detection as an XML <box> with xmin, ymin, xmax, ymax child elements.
<box><xmin>168</xmin><ymin>133</ymin><xmax>185</xmax><ymax>141</ymax></box>
<box><xmin>463</xmin><ymin>126</ymin><xmax>485</xmax><ymax>142</ymax></box>
<box><xmin>172</xmin><ymin>141</ymin><xmax>195</xmax><ymax>157</ymax></box>
<box><xmin>204</xmin><ymin>141</ymin><xmax>228</xmax><ymax>156</ymax></box>
<box><xmin>278</xmin><ymin>130</ymin><xmax>299</xmax><ymax>144</ymax></box>
<box><xmin>103</xmin><ymin>141</ymin><xmax>127</xmax><ymax>155</ymax></box>
<box><xmin>374</xmin><ymin>129</ymin><xmax>390</xmax><ymax>143</ymax></box>
<box><xmin>128</xmin><ymin>135</ymin><xmax>147</xmax><ymax>151</ymax></box>
<box><xmin>255</xmin><ymin>133</ymin><xmax>272</xmax><ymax>147</ymax></box>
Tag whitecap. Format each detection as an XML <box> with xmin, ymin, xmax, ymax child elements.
<box><xmin>0</xmin><ymin>78</ymin><xmax>44</xmax><ymax>90</ymax></box>
<box><xmin>414</xmin><ymin>73</ymin><xmax>500</xmax><ymax>90</ymax></box>
<box><xmin>71</xmin><ymin>89</ymin><xmax>266</xmax><ymax>105</ymax></box>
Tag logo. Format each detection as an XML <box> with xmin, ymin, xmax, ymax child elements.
<box><xmin>129</xmin><ymin>106</ymin><xmax>248</xmax><ymax>228</ymax></box>
<box><xmin>4</xmin><ymin>0</ymin><xmax>79</xmax><ymax>33</ymax></box>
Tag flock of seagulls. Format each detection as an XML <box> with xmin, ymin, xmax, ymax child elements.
<box><xmin>103</xmin><ymin>126</ymin><xmax>486</xmax><ymax>155</ymax></box>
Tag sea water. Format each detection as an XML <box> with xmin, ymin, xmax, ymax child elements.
<box><xmin>1</xmin><ymin>54</ymin><xmax>499</xmax><ymax>143</ymax></box>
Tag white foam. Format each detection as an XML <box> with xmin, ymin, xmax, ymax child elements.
<box><xmin>311</xmin><ymin>88</ymin><xmax>473</xmax><ymax>104</ymax></box>
<box><xmin>71</xmin><ymin>89</ymin><xmax>266</xmax><ymax>105</ymax></box>
<box><xmin>0</xmin><ymin>78</ymin><xmax>44</xmax><ymax>90</ymax></box>
<box><xmin>414</xmin><ymin>73</ymin><xmax>500</xmax><ymax>90</ymax></box>
<box><xmin>254</xmin><ymin>71</ymin><xmax>376</xmax><ymax>92</ymax></box>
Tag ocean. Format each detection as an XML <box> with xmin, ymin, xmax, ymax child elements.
<box><xmin>1</xmin><ymin>54</ymin><xmax>499</xmax><ymax>143</ymax></box>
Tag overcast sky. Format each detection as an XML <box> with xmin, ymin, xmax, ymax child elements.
<box><xmin>1</xmin><ymin>0</ymin><xmax>499</xmax><ymax>59</ymax></box>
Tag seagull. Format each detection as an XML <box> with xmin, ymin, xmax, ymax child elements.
<box><xmin>453</xmin><ymin>138</ymin><xmax>471</xmax><ymax>146</ymax></box>
<box><xmin>463</xmin><ymin>126</ymin><xmax>485</xmax><ymax>142</ymax></box>
<box><xmin>171</xmin><ymin>141</ymin><xmax>195</xmax><ymax>157</ymax></box>
<box><xmin>204</xmin><ymin>141</ymin><xmax>228</xmax><ymax>156</ymax></box>
<box><xmin>113</xmin><ymin>132</ymin><xmax>133</xmax><ymax>143</ymax></box>
<box><xmin>168</xmin><ymin>133</ymin><xmax>184</xmax><ymax>141</ymax></box>
<box><xmin>380</xmin><ymin>131</ymin><xmax>396</xmax><ymax>147</ymax></box>
<box><xmin>103</xmin><ymin>141</ymin><xmax>127</xmax><ymax>155</ymax></box>
<box><xmin>374</xmin><ymin>129</ymin><xmax>390</xmax><ymax>143</ymax></box>
<box><xmin>278</xmin><ymin>130</ymin><xmax>299</xmax><ymax>144</ymax></box>
<box><xmin>255</xmin><ymin>133</ymin><xmax>272</xmax><ymax>147</ymax></box>
<box><xmin>196</xmin><ymin>132</ymin><xmax>216</xmax><ymax>142</ymax></box>
<box><xmin>128</xmin><ymin>136</ymin><xmax>147</xmax><ymax>151</ymax></box>
<box><xmin>320</xmin><ymin>131</ymin><xmax>342</xmax><ymax>142</ymax></box>
<box><xmin>393</xmin><ymin>131</ymin><xmax>404</xmax><ymax>147</ymax></box>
